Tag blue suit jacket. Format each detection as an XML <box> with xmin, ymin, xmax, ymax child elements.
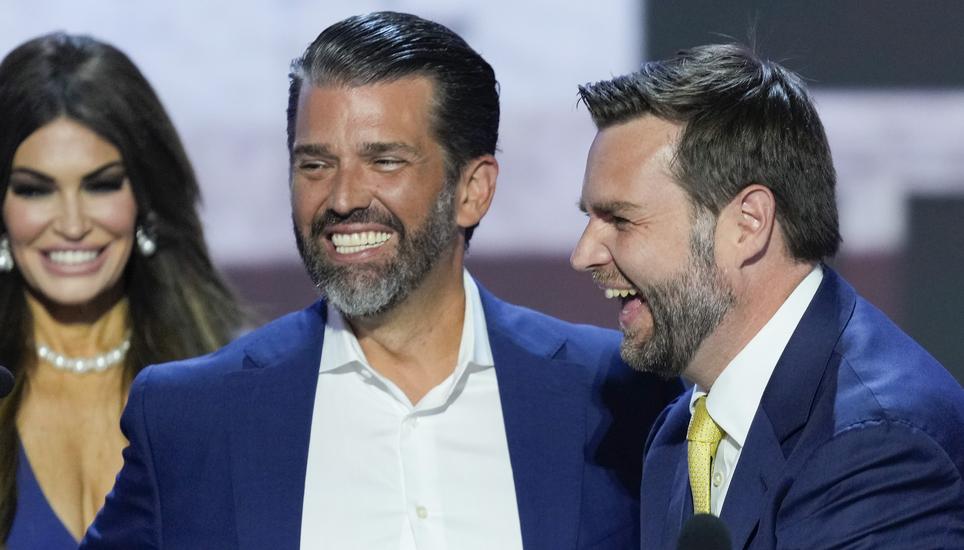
<box><xmin>82</xmin><ymin>287</ymin><xmax>679</xmax><ymax>549</ymax></box>
<box><xmin>640</xmin><ymin>268</ymin><xmax>964</xmax><ymax>549</ymax></box>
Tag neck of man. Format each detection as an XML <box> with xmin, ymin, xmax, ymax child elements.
<box><xmin>346</xmin><ymin>244</ymin><xmax>467</xmax><ymax>405</ymax></box>
<box><xmin>683</xmin><ymin>258</ymin><xmax>817</xmax><ymax>391</ymax></box>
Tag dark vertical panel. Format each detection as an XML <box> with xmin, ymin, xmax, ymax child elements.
<box><xmin>905</xmin><ymin>195</ymin><xmax>964</xmax><ymax>384</ymax></box>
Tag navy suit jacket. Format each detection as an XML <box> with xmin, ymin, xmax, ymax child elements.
<box><xmin>82</xmin><ymin>287</ymin><xmax>679</xmax><ymax>549</ymax></box>
<box><xmin>640</xmin><ymin>268</ymin><xmax>964</xmax><ymax>549</ymax></box>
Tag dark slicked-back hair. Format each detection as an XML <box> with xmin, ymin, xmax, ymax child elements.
<box><xmin>578</xmin><ymin>43</ymin><xmax>840</xmax><ymax>261</ymax></box>
<box><xmin>287</xmin><ymin>11</ymin><xmax>500</xmax><ymax>245</ymax></box>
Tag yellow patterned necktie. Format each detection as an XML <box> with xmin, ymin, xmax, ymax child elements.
<box><xmin>687</xmin><ymin>395</ymin><xmax>725</xmax><ymax>515</ymax></box>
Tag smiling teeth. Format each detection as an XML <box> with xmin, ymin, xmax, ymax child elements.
<box><xmin>48</xmin><ymin>250</ymin><xmax>99</xmax><ymax>265</ymax></box>
<box><xmin>332</xmin><ymin>231</ymin><xmax>392</xmax><ymax>254</ymax></box>
<box><xmin>604</xmin><ymin>288</ymin><xmax>638</xmax><ymax>299</ymax></box>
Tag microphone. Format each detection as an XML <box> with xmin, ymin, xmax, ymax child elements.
<box><xmin>677</xmin><ymin>513</ymin><xmax>732</xmax><ymax>550</ymax></box>
<box><xmin>0</xmin><ymin>365</ymin><xmax>13</xmax><ymax>399</ymax></box>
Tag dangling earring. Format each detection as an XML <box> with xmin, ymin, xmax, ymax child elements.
<box><xmin>136</xmin><ymin>225</ymin><xmax>157</xmax><ymax>257</ymax></box>
<box><xmin>0</xmin><ymin>235</ymin><xmax>14</xmax><ymax>272</ymax></box>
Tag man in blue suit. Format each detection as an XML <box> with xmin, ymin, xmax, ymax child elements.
<box><xmin>571</xmin><ymin>44</ymin><xmax>964</xmax><ymax>548</ymax></box>
<box><xmin>82</xmin><ymin>12</ymin><xmax>679</xmax><ymax>550</ymax></box>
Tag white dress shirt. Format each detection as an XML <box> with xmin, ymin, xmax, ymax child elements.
<box><xmin>300</xmin><ymin>272</ymin><xmax>524</xmax><ymax>550</ymax></box>
<box><xmin>688</xmin><ymin>265</ymin><xmax>824</xmax><ymax>516</ymax></box>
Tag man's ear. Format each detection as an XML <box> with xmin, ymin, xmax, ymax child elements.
<box><xmin>718</xmin><ymin>184</ymin><xmax>776</xmax><ymax>267</ymax></box>
<box><xmin>455</xmin><ymin>155</ymin><xmax>498</xmax><ymax>229</ymax></box>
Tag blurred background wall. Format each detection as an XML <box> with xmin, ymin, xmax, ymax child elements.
<box><xmin>2</xmin><ymin>1</ymin><xmax>962</xmax><ymax>381</ymax></box>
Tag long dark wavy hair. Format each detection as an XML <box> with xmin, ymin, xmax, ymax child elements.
<box><xmin>0</xmin><ymin>32</ymin><xmax>244</xmax><ymax>540</ymax></box>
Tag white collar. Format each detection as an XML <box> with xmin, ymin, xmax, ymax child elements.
<box><xmin>320</xmin><ymin>270</ymin><xmax>493</xmax><ymax>409</ymax></box>
<box><xmin>689</xmin><ymin>265</ymin><xmax>824</xmax><ymax>447</ymax></box>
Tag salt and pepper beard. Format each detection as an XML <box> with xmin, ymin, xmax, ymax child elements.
<box><xmin>295</xmin><ymin>180</ymin><xmax>459</xmax><ymax>319</ymax></box>
<box><xmin>615</xmin><ymin>209</ymin><xmax>735</xmax><ymax>379</ymax></box>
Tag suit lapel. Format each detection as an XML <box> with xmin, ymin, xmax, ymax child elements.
<box><xmin>639</xmin><ymin>393</ymin><xmax>692</xmax><ymax>548</ymax></box>
<box><xmin>719</xmin><ymin>412</ymin><xmax>786</xmax><ymax>549</ymax></box>
<box><xmin>226</xmin><ymin>303</ymin><xmax>326</xmax><ymax>550</ymax></box>
<box><xmin>721</xmin><ymin>267</ymin><xmax>856</xmax><ymax>549</ymax></box>
<box><xmin>482</xmin><ymin>290</ymin><xmax>591</xmax><ymax>550</ymax></box>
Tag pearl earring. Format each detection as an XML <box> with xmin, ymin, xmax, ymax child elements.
<box><xmin>0</xmin><ymin>235</ymin><xmax>14</xmax><ymax>272</ymax></box>
<box><xmin>136</xmin><ymin>225</ymin><xmax>157</xmax><ymax>257</ymax></box>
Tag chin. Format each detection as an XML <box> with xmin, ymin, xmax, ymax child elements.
<box><xmin>29</xmin><ymin>278</ymin><xmax>124</xmax><ymax>309</ymax></box>
<box><xmin>41</xmin><ymin>291</ymin><xmax>107</xmax><ymax>308</ymax></box>
<box><xmin>621</xmin><ymin>315</ymin><xmax>654</xmax><ymax>342</ymax></box>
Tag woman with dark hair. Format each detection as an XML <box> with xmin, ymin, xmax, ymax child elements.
<box><xmin>0</xmin><ymin>32</ymin><xmax>244</xmax><ymax>547</ymax></box>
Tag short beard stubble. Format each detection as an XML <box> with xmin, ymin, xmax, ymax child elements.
<box><xmin>619</xmin><ymin>210</ymin><xmax>735</xmax><ymax>379</ymax></box>
<box><xmin>295</xmin><ymin>180</ymin><xmax>459</xmax><ymax>319</ymax></box>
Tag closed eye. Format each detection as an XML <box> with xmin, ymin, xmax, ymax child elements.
<box><xmin>297</xmin><ymin>160</ymin><xmax>331</xmax><ymax>173</ymax></box>
<box><xmin>9</xmin><ymin>181</ymin><xmax>54</xmax><ymax>198</ymax></box>
<box><xmin>372</xmin><ymin>158</ymin><xmax>406</xmax><ymax>171</ymax></box>
<box><xmin>84</xmin><ymin>177</ymin><xmax>126</xmax><ymax>194</ymax></box>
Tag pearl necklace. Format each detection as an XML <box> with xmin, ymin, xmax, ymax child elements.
<box><xmin>36</xmin><ymin>334</ymin><xmax>132</xmax><ymax>374</ymax></box>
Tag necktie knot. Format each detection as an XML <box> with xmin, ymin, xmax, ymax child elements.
<box><xmin>687</xmin><ymin>395</ymin><xmax>725</xmax><ymax>515</ymax></box>
<box><xmin>687</xmin><ymin>395</ymin><xmax>724</xmax><ymax>448</ymax></box>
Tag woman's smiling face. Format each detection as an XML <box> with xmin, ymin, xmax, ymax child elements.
<box><xmin>3</xmin><ymin>117</ymin><xmax>138</xmax><ymax>307</ymax></box>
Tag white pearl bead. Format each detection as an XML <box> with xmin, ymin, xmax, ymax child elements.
<box><xmin>34</xmin><ymin>334</ymin><xmax>132</xmax><ymax>374</ymax></box>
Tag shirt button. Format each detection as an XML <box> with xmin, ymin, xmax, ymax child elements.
<box><xmin>713</xmin><ymin>471</ymin><xmax>724</xmax><ymax>487</ymax></box>
<box><xmin>415</xmin><ymin>505</ymin><xmax>428</xmax><ymax>519</ymax></box>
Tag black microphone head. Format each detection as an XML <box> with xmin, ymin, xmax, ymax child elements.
<box><xmin>677</xmin><ymin>513</ymin><xmax>732</xmax><ymax>550</ymax></box>
<box><xmin>0</xmin><ymin>366</ymin><xmax>13</xmax><ymax>399</ymax></box>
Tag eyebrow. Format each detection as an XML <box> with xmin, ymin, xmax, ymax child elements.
<box><xmin>579</xmin><ymin>199</ymin><xmax>639</xmax><ymax>216</ymax></box>
<box><xmin>291</xmin><ymin>143</ymin><xmax>334</xmax><ymax>159</ymax></box>
<box><xmin>10</xmin><ymin>161</ymin><xmax>125</xmax><ymax>183</ymax></box>
<box><xmin>359</xmin><ymin>142</ymin><xmax>419</xmax><ymax>156</ymax></box>
<box><xmin>292</xmin><ymin>142</ymin><xmax>420</xmax><ymax>160</ymax></box>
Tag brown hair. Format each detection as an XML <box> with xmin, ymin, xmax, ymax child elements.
<box><xmin>579</xmin><ymin>43</ymin><xmax>841</xmax><ymax>261</ymax></box>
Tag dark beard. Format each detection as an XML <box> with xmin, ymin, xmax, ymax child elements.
<box><xmin>294</xmin><ymin>182</ymin><xmax>459</xmax><ymax>318</ymax></box>
<box><xmin>619</xmin><ymin>212</ymin><xmax>734</xmax><ymax>378</ymax></box>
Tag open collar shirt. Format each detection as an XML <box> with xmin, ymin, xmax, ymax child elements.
<box><xmin>300</xmin><ymin>271</ymin><xmax>523</xmax><ymax>550</ymax></box>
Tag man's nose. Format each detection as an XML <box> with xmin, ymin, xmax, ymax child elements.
<box><xmin>570</xmin><ymin>222</ymin><xmax>611</xmax><ymax>272</ymax></box>
<box><xmin>328</xmin><ymin>166</ymin><xmax>373</xmax><ymax>216</ymax></box>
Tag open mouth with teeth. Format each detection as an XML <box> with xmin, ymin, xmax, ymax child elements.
<box><xmin>604</xmin><ymin>287</ymin><xmax>648</xmax><ymax>330</ymax></box>
<box><xmin>330</xmin><ymin>231</ymin><xmax>393</xmax><ymax>255</ymax></box>
<box><xmin>604</xmin><ymin>288</ymin><xmax>638</xmax><ymax>300</ymax></box>
<box><xmin>45</xmin><ymin>248</ymin><xmax>104</xmax><ymax>266</ymax></box>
